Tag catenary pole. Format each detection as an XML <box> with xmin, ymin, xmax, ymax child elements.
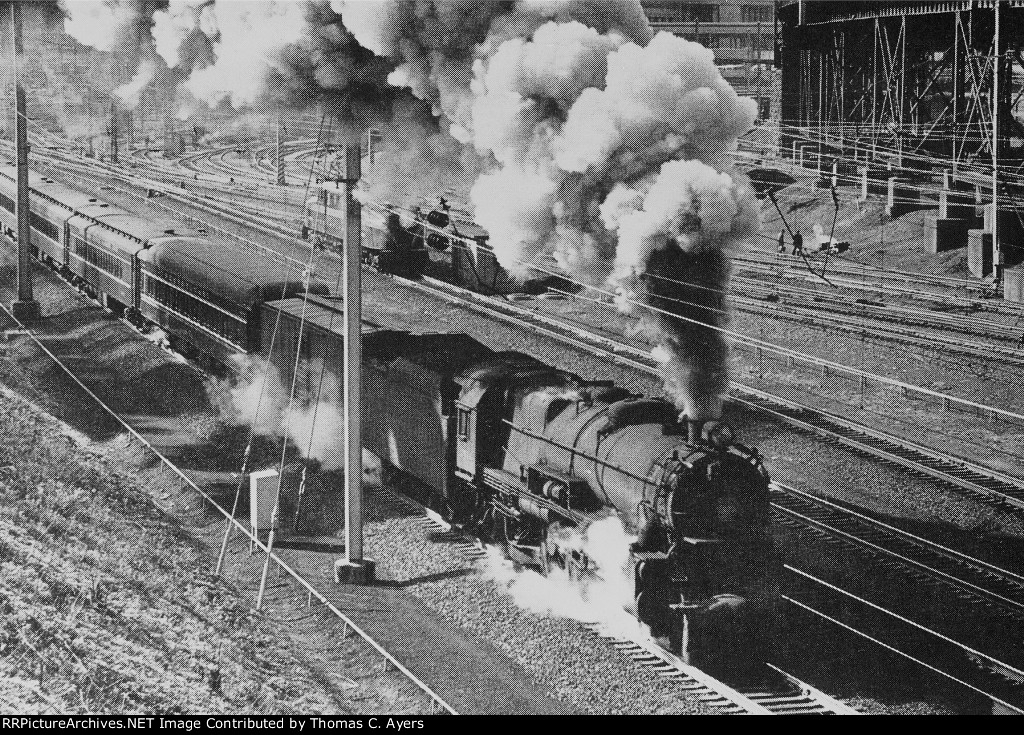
<box><xmin>335</xmin><ymin>141</ymin><xmax>374</xmax><ymax>584</ymax></box>
<box><xmin>10</xmin><ymin>1</ymin><xmax>38</xmax><ymax>322</ymax></box>
<box><xmin>992</xmin><ymin>0</ymin><xmax>1000</xmax><ymax>281</ymax></box>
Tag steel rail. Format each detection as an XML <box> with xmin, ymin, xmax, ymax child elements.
<box><xmin>784</xmin><ymin>595</ymin><xmax>1024</xmax><ymax>715</ymax></box>
<box><xmin>785</xmin><ymin>565</ymin><xmax>1024</xmax><ymax>714</ymax></box>
<box><xmin>771</xmin><ymin>483</ymin><xmax>1024</xmax><ymax>615</ymax></box>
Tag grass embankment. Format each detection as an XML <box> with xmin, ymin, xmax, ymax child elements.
<box><xmin>0</xmin><ymin>387</ymin><xmax>298</xmax><ymax>712</ymax></box>
<box><xmin>0</xmin><ymin>368</ymin><xmax>421</xmax><ymax>715</ymax></box>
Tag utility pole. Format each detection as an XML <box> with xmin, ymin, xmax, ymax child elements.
<box><xmin>9</xmin><ymin>1</ymin><xmax>39</xmax><ymax>322</ymax></box>
<box><xmin>334</xmin><ymin>141</ymin><xmax>373</xmax><ymax>585</ymax></box>
<box><xmin>275</xmin><ymin>111</ymin><xmax>286</xmax><ymax>185</ymax></box>
<box><xmin>109</xmin><ymin>100</ymin><xmax>119</xmax><ymax>164</ymax></box>
<box><xmin>991</xmin><ymin>1</ymin><xmax>1001</xmax><ymax>281</ymax></box>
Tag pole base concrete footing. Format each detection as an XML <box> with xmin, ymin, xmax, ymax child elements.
<box><xmin>11</xmin><ymin>300</ymin><xmax>40</xmax><ymax>322</ymax></box>
<box><xmin>335</xmin><ymin>557</ymin><xmax>376</xmax><ymax>585</ymax></box>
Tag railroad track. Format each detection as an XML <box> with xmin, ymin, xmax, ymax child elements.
<box><xmin>785</xmin><ymin>566</ymin><xmax>1024</xmax><ymax>715</ymax></box>
<box><xmin>33</xmin><ymin>149</ymin><xmax>1024</xmax><ymax>513</ymax></box>
<box><xmin>736</xmin><ymin>249</ymin><xmax>998</xmax><ymax>298</ymax></box>
<box><xmin>772</xmin><ymin>483</ymin><xmax>1024</xmax><ymax>619</ymax></box>
<box><xmin>733</xmin><ymin>252</ymin><xmax>1024</xmax><ymax>320</ymax></box>
<box><xmin>734</xmin><ymin>272</ymin><xmax>1024</xmax><ymax>342</ymax></box>
<box><xmin>419</xmin><ymin>506</ymin><xmax>859</xmax><ymax>714</ymax></box>
<box><xmin>735</xmin><ymin>389</ymin><xmax>1024</xmax><ymax>510</ymax></box>
<box><xmin>592</xmin><ymin>628</ymin><xmax>857</xmax><ymax>715</ymax></box>
<box><xmin>734</xmin><ymin>293</ymin><xmax>1024</xmax><ymax>367</ymax></box>
<box><xmin>400</xmin><ymin>274</ymin><xmax>1024</xmax><ymax>511</ymax></box>
<box><xmin>770</xmin><ymin>482</ymin><xmax>1024</xmax><ymax>709</ymax></box>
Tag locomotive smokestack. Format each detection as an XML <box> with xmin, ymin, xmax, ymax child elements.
<box><xmin>681</xmin><ymin>414</ymin><xmax>701</xmax><ymax>446</ymax></box>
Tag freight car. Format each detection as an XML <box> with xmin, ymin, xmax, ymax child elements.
<box><xmin>0</xmin><ymin>163</ymin><xmax>323</xmax><ymax>363</ymax></box>
<box><xmin>262</xmin><ymin>295</ymin><xmax>780</xmax><ymax>674</ymax></box>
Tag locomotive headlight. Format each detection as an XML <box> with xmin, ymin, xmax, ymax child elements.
<box><xmin>702</xmin><ymin>421</ymin><xmax>734</xmax><ymax>449</ymax></box>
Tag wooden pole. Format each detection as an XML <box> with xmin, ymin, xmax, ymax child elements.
<box><xmin>109</xmin><ymin>101</ymin><xmax>119</xmax><ymax>164</ymax></box>
<box><xmin>10</xmin><ymin>1</ymin><xmax>38</xmax><ymax>322</ymax></box>
<box><xmin>275</xmin><ymin>111</ymin><xmax>286</xmax><ymax>185</ymax></box>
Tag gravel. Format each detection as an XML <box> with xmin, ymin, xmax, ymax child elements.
<box><xmin>358</xmin><ymin>480</ymin><xmax>717</xmax><ymax>715</ymax></box>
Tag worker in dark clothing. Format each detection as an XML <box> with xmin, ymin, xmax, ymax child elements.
<box><xmin>777</xmin><ymin>229</ymin><xmax>786</xmax><ymax>253</ymax></box>
<box><xmin>408</xmin><ymin>207</ymin><xmax>426</xmax><ymax>250</ymax></box>
<box><xmin>386</xmin><ymin>212</ymin><xmax>411</xmax><ymax>252</ymax></box>
<box><xmin>792</xmin><ymin>230</ymin><xmax>804</xmax><ymax>256</ymax></box>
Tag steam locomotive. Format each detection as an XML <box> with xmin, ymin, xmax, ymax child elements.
<box><xmin>262</xmin><ymin>295</ymin><xmax>780</xmax><ymax>673</ymax></box>
<box><xmin>302</xmin><ymin>181</ymin><xmax>537</xmax><ymax>294</ymax></box>
<box><xmin>2</xmin><ymin>163</ymin><xmax>779</xmax><ymax>672</ymax></box>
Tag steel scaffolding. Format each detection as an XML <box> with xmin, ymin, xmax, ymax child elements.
<box><xmin>779</xmin><ymin>1</ymin><xmax>1024</xmax><ymax>174</ymax></box>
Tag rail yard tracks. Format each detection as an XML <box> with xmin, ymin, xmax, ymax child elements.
<box><xmin>398</xmin><ymin>276</ymin><xmax>1024</xmax><ymax>711</ymax></box>
<box><xmin>33</xmin><ymin>145</ymin><xmax>1024</xmax><ymax>512</ymax></box>
<box><xmin>420</xmin><ymin>502</ymin><xmax>860</xmax><ymax>714</ymax></box>
<box><xmin>772</xmin><ymin>484</ymin><xmax>1024</xmax><ymax>712</ymax></box>
<box><xmin>25</xmin><ymin>148</ymin><xmax>1024</xmax><ymax>712</ymax></box>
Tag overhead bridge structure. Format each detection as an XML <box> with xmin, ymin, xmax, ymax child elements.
<box><xmin>777</xmin><ymin>0</ymin><xmax>1024</xmax><ymax>296</ymax></box>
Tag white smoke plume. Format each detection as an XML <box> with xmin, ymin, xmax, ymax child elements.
<box><xmin>115</xmin><ymin>59</ymin><xmax>156</xmax><ymax>107</ymax></box>
<box><xmin>168</xmin><ymin>1</ymin><xmax>309</xmax><ymax>108</ymax></box>
<box><xmin>59</xmin><ymin>1</ymin><xmax>171</xmax><ymax>109</ymax></box>
<box><xmin>334</xmin><ymin>3</ymin><xmax>758</xmax><ymax>419</ymax></box>
<box><xmin>206</xmin><ymin>354</ymin><xmax>360</xmax><ymax>474</ymax></box>
<box><xmin>479</xmin><ymin>515</ymin><xmax>644</xmax><ymax>638</ymax></box>
<box><xmin>62</xmin><ymin>0</ymin><xmax>134</xmax><ymax>53</ymax></box>
<box><xmin>60</xmin><ymin>0</ymin><xmax>760</xmax><ymax>420</ymax></box>
<box><xmin>207</xmin><ymin>354</ymin><xmax>287</xmax><ymax>438</ymax></box>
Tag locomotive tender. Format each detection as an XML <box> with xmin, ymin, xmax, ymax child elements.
<box><xmin>2</xmin><ymin>163</ymin><xmax>779</xmax><ymax>671</ymax></box>
<box><xmin>262</xmin><ymin>296</ymin><xmax>780</xmax><ymax>672</ymax></box>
